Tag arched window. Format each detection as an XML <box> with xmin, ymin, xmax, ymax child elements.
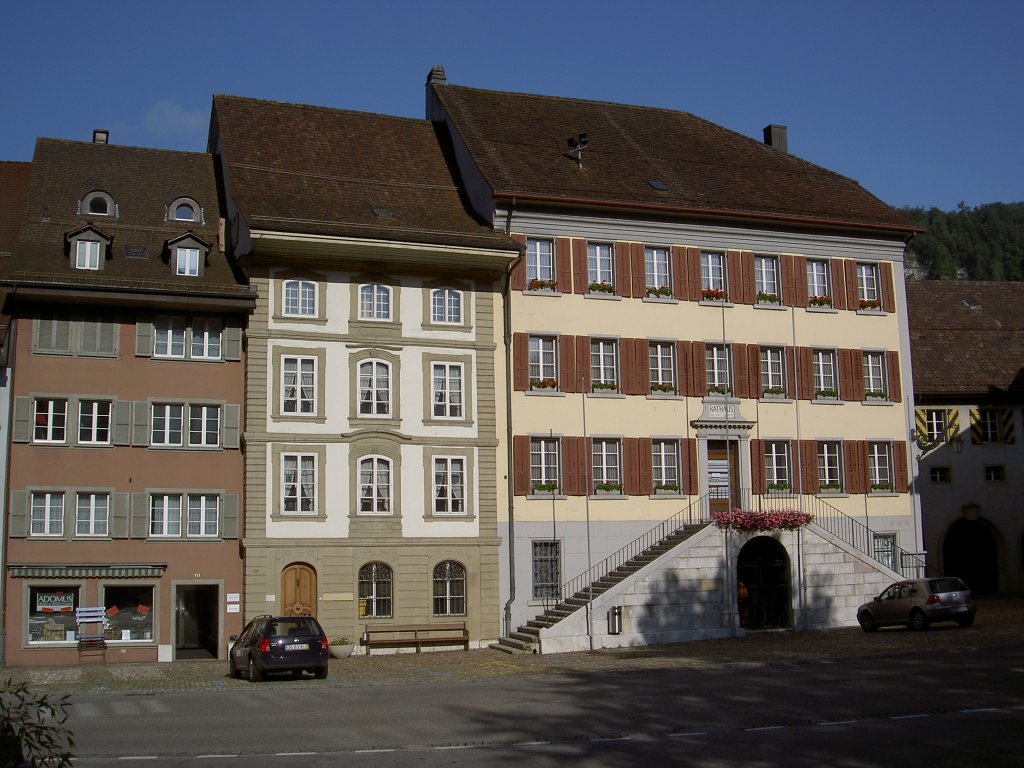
<box><xmin>359</xmin><ymin>283</ymin><xmax>391</xmax><ymax>320</ymax></box>
<box><xmin>88</xmin><ymin>197</ymin><xmax>108</xmax><ymax>215</ymax></box>
<box><xmin>358</xmin><ymin>360</ymin><xmax>390</xmax><ymax>416</ymax></box>
<box><xmin>430</xmin><ymin>288</ymin><xmax>462</xmax><ymax>324</ymax></box>
<box><xmin>283</xmin><ymin>279</ymin><xmax>317</xmax><ymax>317</ymax></box>
<box><xmin>433</xmin><ymin>561</ymin><xmax>466</xmax><ymax>616</ymax></box>
<box><xmin>359</xmin><ymin>456</ymin><xmax>391</xmax><ymax>514</ymax></box>
<box><xmin>358</xmin><ymin>562</ymin><xmax>393</xmax><ymax>618</ymax></box>
<box><xmin>174</xmin><ymin>203</ymin><xmax>195</xmax><ymax>221</ymax></box>
<box><xmin>82</xmin><ymin>191</ymin><xmax>114</xmax><ymax>217</ymax></box>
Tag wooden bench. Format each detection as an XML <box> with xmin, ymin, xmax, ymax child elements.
<box><xmin>362</xmin><ymin>622</ymin><xmax>469</xmax><ymax>655</ymax></box>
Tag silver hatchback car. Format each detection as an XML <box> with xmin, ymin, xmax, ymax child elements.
<box><xmin>857</xmin><ymin>577</ymin><xmax>975</xmax><ymax>632</ymax></box>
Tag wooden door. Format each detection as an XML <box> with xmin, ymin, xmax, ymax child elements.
<box><xmin>707</xmin><ymin>440</ymin><xmax>739</xmax><ymax>514</ymax></box>
<box><xmin>281</xmin><ymin>564</ymin><xmax>317</xmax><ymax>617</ymax></box>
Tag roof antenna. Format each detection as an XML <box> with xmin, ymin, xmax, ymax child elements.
<box><xmin>566</xmin><ymin>133</ymin><xmax>588</xmax><ymax>169</ymax></box>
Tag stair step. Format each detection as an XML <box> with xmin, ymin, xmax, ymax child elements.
<box><xmin>490</xmin><ymin>641</ymin><xmax>528</xmax><ymax>655</ymax></box>
<box><xmin>510</xmin><ymin>631</ymin><xmax>536</xmax><ymax>643</ymax></box>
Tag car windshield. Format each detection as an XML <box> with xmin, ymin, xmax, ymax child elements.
<box><xmin>267</xmin><ymin>618</ymin><xmax>320</xmax><ymax>638</ymax></box>
<box><xmin>929</xmin><ymin>577</ymin><xmax>969</xmax><ymax>593</ymax></box>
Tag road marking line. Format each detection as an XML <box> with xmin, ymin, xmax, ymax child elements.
<box><xmin>355</xmin><ymin>749</ymin><xmax>396</xmax><ymax>754</ymax></box>
<box><xmin>670</xmin><ymin>732</ymin><xmax>708</xmax><ymax>737</ymax></box>
<box><xmin>197</xmin><ymin>755</ymin><xmax>238</xmax><ymax>759</ymax></box>
<box><xmin>745</xmin><ymin>725</ymin><xmax>785</xmax><ymax>732</ymax></box>
<box><xmin>591</xmin><ymin>736</ymin><xmax>631</xmax><ymax>742</ymax></box>
<box><xmin>117</xmin><ymin>758</ymin><xmax>158</xmax><ymax>761</ymax></box>
<box><xmin>818</xmin><ymin>720</ymin><xmax>857</xmax><ymax>725</ymax></box>
<box><xmin>276</xmin><ymin>752</ymin><xmax>316</xmax><ymax>756</ymax></box>
<box><xmin>890</xmin><ymin>714</ymin><xmax>928</xmax><ymax>720</ymax></box>
<box><xmin>435</xmin><ymin>745</ymin><xmax>474</xmax><ymax>750</ymax></box>
<box><xmin>961</xmin><ymin>708</ymin><xmax>1001</xmax><ymax>713</ymax></box>
<box><xmin>514</xmin><ymin>741</ymin><xmax>551</xmax><ymax>746</ymax></box>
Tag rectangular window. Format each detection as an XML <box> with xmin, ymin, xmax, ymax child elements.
<box><xmin>592</xmin><ymin>439</ymin><xmax>622</xmax><ymax>492</ymax></box>
<box><xmin>28</xmin><ymin>586</ymin><xmax>78</xmax><ymax>643</ymax></box>
<box><xmin>283</xmin><ymin>453</ymin><xmax>317</xmax><ymax>514</ymax></box>
<box><xmin>930</xmin><ymin>466</ymin><xmax>951</xmax><ymax>484</ymax></box>
<box><xmin>807</xmin><ymin>259</ymin><xmax>831</xmax><ymax>304</ymax></box>
<box><xmin>754</xmin><ymin>255</ymin><xmax>780</xmax><ymax>301</ymax></box>
<box><xmin>433</xmin><ymin>457</ymin><xmax>465</xmax><ymax>515</ymax></box>
<box><xmin>76</xmin><ymin>492</ymin><xmax>109</xmax><ymax>536</ymax></box>
<box><xmin>432</xmin><ymin>363</ymin><xmax>464</xmax><ymax>418</ymax></box>
<box><xmin>706</xmin><ymin>344</ymin><xmax>731</xmax><ymax>393</ymax></box>
<box><xmin>587</xmin><ymin>242</ymin><xmax>614</xmax><ymax>289</ymax></box>
<box><xmin>175</xmin><ymin>247</ymin><xmax>200</xmax><ymax>277</ymax></box>
<box><xmin>924</xmin><ymin>410</ymin><xmax>947</xmax><ymax>442</ymax></box>
<box><xmin>701</xmin><ymin>252</ymin><xmax>726</xmax><ymax>293</ymax></box>
<box><xmin>190</xmin><ymin>318</ymin><xmax>222</xmax><ymax>360</ymax></box>
<box><xmin>818</xmin><ymin>441</ymin><xmax>842</xmax><ymax>491</ymax></box>
<box><xmin>528</xmin><ymin>335</ymin><xmax>558</xmax><ymax>389</ymax></box>
<box><xmin>525</xmin><ymin>238</ymin><xmax>555</xmax><ymax>288</ymax></box>
<box><xmin>590</xmin><ymin>339</ymin><xmax>618</xmax><ymax>391</ymax></box>
<box><xmin>151</xmin><ymin>403</ymin><xmax>184</xmax><ymax>446</ymax></box>
<box><xmin>188</xmin><ymin>404</ymin><xmax>220</xmax><ymax>447</ymax></box>
<box><xmin>868</xmin><ymin>442</ymin><xmax>892</xmax><ymax>491</ymax></box>
<box><xmin>150</xmin><ymin>494</ymin><xmax>182</xmax><ymax>536</ymax></box>
<box><xmin>760</xmin><ymin>347</ymin><xmax>785</xmax><ymax>396</ymax></box>
<box><xmin>873</xmin><ymin>533</ymin><xmax>897</xmax><ymax>571</ymax></box>
<box><xmin>76</xmin><ymin>240</ymin><xmax>100</xmax><ymax>270</ymax></box>
<box><xmin>358</xmin><ymin>360</ymin><xmax>391</xmax><ymax>416</ymax></box>
<box><xmin>532</xmin><ymin>540</ymin><xmax>561</xmax><ymax>600</ymax></box>
<box><xmin>651</xmin><ymin>440</ymin><xmax>680</xmax><ymax>492</ymax></box>
<box><xmin>529</xmin><ymin>437</ymin><xmax>560</xmax><ymax>493</ymax></box>
<box><xmin>283</xmin><ymin>279</ymin><xmax>317</xmax><ymax>317</ymax></box>
<box><xmin>863</xmin><ymin>352</ymin><xmax>886</xmax><ymax>398</ymax></box>
<box><xmin>648</xmin><ymin>342</ymin><xmax>676</xmax><ymax>394</ymax></box>
<box><xmin>985</xmin><ymin>465</ymin><xmax>1006</xmax><ymax>483</ymax></box>
<box><xmin>103</xmin><ymin>585</ymin><xmax>154</xmax><ymax>642</ymax></box>
<box><xmin>34</xmin><ymin>398</ymin><xmax>67</xmax><ymax>442</ymax></box>
<box><xmin>282</xmin><ymin>356</ymin><xmax>316</xmax><ymax>415</ymax></box>
<box><xmin>31</xmin><ymin>492</ymin><xmax>64</xmax><ymax>536</ymax></box>
<box><xmin>431</xmin><ymin>288</ymin><xmax>462</xmax><ymax>324</ymax></box>
<box><xmin>153</xmin><ymin>316</ymin><xmax>186</xmax><ymax>358</ymax></box>
<box><xmin>764</xmin><ymin>441</ymin><xmax>790</xmax><ymax>489</ymax></box>
<box><xmin>977</xmin><ymin>409</ymin><xmax>1000</xmax><ymax>443</ymax></box>
<box><xmin>644</xmin><ymin>246</ymin><xmax>671</xmax><ymax>294</ymax></box>
<box><xmin>78</xmin><ymin>400</ymin><xmax>111</xmax><ymax>445</ymax></box>
<box><xmin>857</xmin><ymin>263</ymin><xmax>880</xmax><ymax>307</ymax></box>
<box><xmin>812</xmin><ymin>350</ymin><xmax>838</xmax><ymax>398</ymax></box>
<box><xmin>187</xmin><ymin>494</ymin><xmax>219</xmax><ymax>537</ymax></box>
<box><xmin>358</xmin><ymin>283</ymin><xmax>391</xmax><ymax>320</ymax></box>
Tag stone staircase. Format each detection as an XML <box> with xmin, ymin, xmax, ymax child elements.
<box><xmin>491</xmin><ymin>523</ymin><xmax>707</xmax><ymax>654</ymax></box>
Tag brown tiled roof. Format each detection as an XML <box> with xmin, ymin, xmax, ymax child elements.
<box><xmin>907</xmin><ymin>280</ymin><xmax>1024</xmax><ymax>399</ymax></box>
<box><xmin>432</xmin><ymin>82</ymin><xmax>917</xmax><ymax>234</ymax></box>
<box><xmin>0</xmin><ymin>161</ymin><xmax>31</xmax><ymax>257</ymax></box>
<box><xmin>212</xmin><ymin>95</ymin><xmax>518</xmax><ymax>253</ymax></box>
<box><xmin>3</xmin><ymin>138</ymin><xmax>252</xmax><ymax>301</ymax></box>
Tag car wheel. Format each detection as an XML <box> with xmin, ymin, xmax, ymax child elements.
<box><xmin>957</xmin><ymin>616</ymin><xmax>975</xmax><ymax>628</ymax></box>
<box><xmin>858</xmin><ymin>611</ymin><xmax>878</xmax><ymax>633</ymax></box>
<box><xmin>248</xmin><ymin>656</ymin><xmax>263</xmax><ymax>682</ymax></box>
<box><xmin>229</xmin><ymin>659</ymin><xmax>241</xmax><ymax>679</ymax></box>
<box><xmin>314</xmin><ymin>666</ymin><xmax>328</xmax><ymax>680</ymax></box>
<box><xmin>909</xmin><ymin>609</ymin><xmax>930</xmax><ymax>631</ymax></box>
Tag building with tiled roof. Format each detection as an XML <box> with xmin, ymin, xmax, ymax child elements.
<box><xmin>210</xmin><ymin>94</ymin><xmax>519</xmax><ymax>649</ymax></box>
<box><xmin>908</xmin><ymin>279</ymin><xmax>1024</xmax><ymax>593</ymax></box>
<box><xmin>426</xmin><ymin>66</ymin><xmax>924</xmax><ymax>651</ymax></box>
<box><xmin>1</xmin><ymin>133</ymin><xmax>254</xmax><ymax>666</ymax></box>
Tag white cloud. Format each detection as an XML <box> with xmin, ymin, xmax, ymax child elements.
<box><xmin>143</xmin><ymin>100</ymin><xmax>207</xmax><ymax>137</ymax></box>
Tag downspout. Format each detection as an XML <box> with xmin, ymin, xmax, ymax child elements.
<box><xmin>0</xmin><ymin>309</ymin><xmax>17</xmax><ymax>667</ymax></box>
<box><xmin>502</xmin><ymin>201</ymin><xmax>517</xmax><ymax>637</ymax></box>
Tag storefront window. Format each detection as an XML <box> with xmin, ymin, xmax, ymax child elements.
<box><xmin>28</xmin><ymin>586</ymin><xmax>79</xmax><ymax>643</ymax></box>
<box><xmin>103</xmin><ymin>586</ymin><xmax>154</xmax><ymax>641</ymax></box>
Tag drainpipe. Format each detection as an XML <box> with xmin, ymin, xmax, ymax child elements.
<box><xmin>0</xmin><ymin>309</ymin><xmax>17</xmax><ymax>667</ymax></box>
<box><xmin>502</xmin><ymin>202</ymin><xmax>518</xmax><ymax>637</ymax></box>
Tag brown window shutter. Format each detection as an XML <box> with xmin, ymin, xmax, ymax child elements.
<box><xmin>560</xmin><ymin>436</ymin><xmax>579</xmax><ymax>496</ymax></box>
<box><xmin>510</xmin><ymin>233</ymin><xmax>527</xmax><ymax>291</ymax></box>
<box><xmin>797</xmin><ymin>347</ymin><xmax>814</xmax><ymax>400</ymax></box>
<box><xmin>748</xmin><ymin>345</ymin><xmax>762</xmax><ymax>398</ymax></box>
<box><xmin>691</xmin><ymin>341</ymin><xmax>707</xmax><ymax>397</ymax></box>
<box><xmin>636</xmin><ymin>437</ymin><xmax>653</xmax><ymax>495</ymax></box>
<box><xmin>750</xmin><ymin>439</ymin><xmax>766</xmax><ymax>494</ymax></box>
<box><xmin>676</xmin><ymin>341</ymin><xmax>692</xmax><ymax>396</ymax></box>
<box><xmin>513</xmin><ymin>333</ymin><xmax>529</xmax><ymax>391</ymax></box>
<box><xmin>800</xmin><ymin>440</ymin><xmax>820</xmax><ymax>494</ymax></box>
<box><xmin>628</xmin><ymin>243</ymin><xmax>644</xmax><ymax>298</ymax></box>
<box><xmin>726</xmin><ymin>250</ymin><xmax>744</xmax><ymax>304</ymax></box>
<box><xmin>620</xmin><ymin>339</ymin><xmax>638</xmax><ymax>395</ymax></box>
<box><xmin>575</xmin><ymin>335</ymin><xmax>590</xmax><ymax>393</ymax></box>
<box><xmin>732</xmin><ymin>343</ymin><xmax>749</xmax><ymax>398</ymax></box>
<box><xmin>845</xmin><ymin>260</ymin><xmax>859</xmax><ymax>310</ymax></box>
<box><xmin>637</xmin><ymin>339</ymin><xmax>651</xmax><ymax>394</ymax></box>
<box><xmin>572</xmin><ymin>239</ymin><xmax>588</xmax><ymax>294</ymax></box>
<box><xmin>555</xmin><ymin>237</ymin><xmax>572</xmax><ymax>293</ymax></box>
<box><xmin>743</xmin><ymin>251</ymin><xmax>758</xmax><ymax>304</ymax></box>
<box><xmin>887</xmin><ymin>351</ymin><xmax>902</xmax><ymax>402</ymax></box>
<box><xmin>624</xmin><ymin>438</ymin><xmax>642</xmax><ymax>495</ymax></box>
<box><xmin>839</xmin><ymin>348</ymin><xmax>859</xmax><ymax>402</ymax></box>
<box><xmin>785</xmin><ymin>346</ymin><xmax>797</xmax><ymax>398</ymax></box>
<box><xmin>830</xmin><ymin>259</ymin><xmax>847</xmax><ymax>310</ymax></box>
<box><xmin>613</xmin><ymin>243</ymin><xmax>630</xmax><ymax>297</ymax></box>
<box><xmin>686</xmin><ymin>247</ymin><xmax>701</xmax><ymax>301</ymax></box>
<box><xmin>682</xmin><ymin>438</ymin><xmax>698</xmax><ymax>495</ymax></box>
<box><xmin>880</xmin><ymin>262</ymin><xmax>896</xmax><ymax>313</ymax></box>
<box><xmin>844</xmin><ymin>440</ymin><xmax>867</xmax><ymax>494</ymax></box>
<box><xmin>559</xmin><ymin>335</ymin><xmax>577</xmax><ymax>393</ymax></box>
<box><xmin>893</xmin><ymin>441</ymin><xmax>909</xmax><ymax>493</ymax></box>
<box><xmin>513</xmin><ymin>436</ymin><xmax>531</xmax><ymax>495</ymax></box>
<box><xmin>782</xmin><ymin>254</ymin><xmax>804</xmax><ymax>307</ymax></box>
<box><xmin>580</xmin><ymin>436</ymin><xmax>593</xmax><ymax>496</ymax></box>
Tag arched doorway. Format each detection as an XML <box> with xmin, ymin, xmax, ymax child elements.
<box><xmin>737</xmin><ymin>537</ymin><xmax>790</xmax><ymax>628</ymax></box>
<box><xmin>281</xmin><ymin>563</ymin><xmax>317</xmax><ymax>616</ymax></box>
<box><xmin>943</xmin><ymin>519</ymin><xmax>999</xmax><ymax>593</ymax></box>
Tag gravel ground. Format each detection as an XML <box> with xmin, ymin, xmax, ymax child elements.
<box><xmin>4</xmin><ymin>594</ymin><xmax>1020</xmax><ymax>694</ymax></box>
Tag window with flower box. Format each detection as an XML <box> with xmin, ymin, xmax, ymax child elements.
<box><xmin>754</xmin><ymin>255</ymin><xmax>781</xmax><ymax>304</ymax></box>
<box><xmin>760</xmin><ymin>347</ymin><xmax>786</xmax><ymax>397</ymax></box>
<box><xmin>807</xmin><ymin>259</ymin><xmax>832</xmax><ymax>307</ymax></box>
<box><xmin>817</xmin><ymin>441</ymin><xmax>843</xmax><ymax>492</ymax></box>
<box><xmin>651</xmin><ymin>440</ymin><xmax>680</xmax><ymax>493</ymax></box>
<box><xmin>587</xmin><ymin>242</ymin><xmax>615</xmax><ymax>293</ymax></box>
<box><xmin>644</xmin><ymin>246</ymin><xmax>672</xmax><ymax>297</ymax></box>
<box><xmin>529</xmin><ymin>335</ymin><xmax>559</xmax><ymax>390</ymax></box>
<box><xmin>592</xmin><ymin>439</ymin><xmax>622</xmax><ymax>493</ymax></box>
<box><xmin>526</xmin><ymin>238</ymin><xmax>556</xmax><ymax>291</ymax></box>
<box><xmin>530</xmin><ymin>437</ymin><xmax>560</xmax><ymax>494</ymax></box>
<box><xmin>701</xmin><ymin>252</ymin><xmax>727</xmax><ymax>298</ymax></box>
<box><xmin>868</xmin><ymin>442</ymin><xmax>893</xmax><ymax>492</ymax></box>
<box><xmin>856</xmin><ymin>263</ymin><xmax>881</xmax><ymax>309</ymax></box>
<box><xmin>764</xmin><ymin>441</ymin><xmax>791</xmax><ymax>491</ymax></box>
<box><xmin>812</xmin><ymin>349</ymin><xmax>838</xmax><ymax>399</ymax></box>
<box><xmin>590</xmin><ymin>339</ymin><xmax>619</xmax><ymax>392</ymax></box>
<box><xmin>649</xmin><ymin>342</ymin><xmax>677</xmax><ymax>394</ymax></box>
<box><xmin>706</xmin><ymin>344</ymin><xmax>731</xmax><ymax>395</ymax></box>
<box><xmin>862</xmin><ymin>351</ymin><xmax>887</xmax><ymax>399</ymax></box>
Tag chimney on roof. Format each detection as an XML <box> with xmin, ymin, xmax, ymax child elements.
<box><xmin>763</xmin><ymin>124</ymin><xmax>788</xmax><ymax>153</ymax></box>
<box><xmin>92</xmin><ymin>129</ymin><xmax>109</xmax><ymax>145</ymax></box>
<box><xmin>426</xmin><ymin>65</ymin><xmax>446</xmax><ymax>86</ymax></box>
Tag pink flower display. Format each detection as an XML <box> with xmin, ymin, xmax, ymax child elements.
<box><xmin>710</xmin><ymin>507</ymin><xmax>814</xmax><ymax>532</ymax></box>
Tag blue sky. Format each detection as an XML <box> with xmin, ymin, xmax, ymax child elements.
<box><xmin>2</xmin><ymin>1</ymin><xmax>1021</xmax><ymax>211</ymax></box>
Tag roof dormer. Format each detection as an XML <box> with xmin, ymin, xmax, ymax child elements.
<box><xmin>66</xmin><ymin>225</ymin><xmax>112</xmax><ymax>271</ymax></box>
<box><xmin>80</xmin><ymin>190</ymin><xmax>116</xmax><ymax>219</ymax></box>
<box><xmin>168</xmin><ymin>196</ymin><xmax>203</xmax><ymax>225</ymax></box>
<box><xmin>166</xmin><ymin>232</ymin><xmax>211</xmax><ymax>278</ymax></box>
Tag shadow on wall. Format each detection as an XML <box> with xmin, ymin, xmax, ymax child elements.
<box><xmin>629</xmin><ymin>560</ymin><xmax>727</xmax><ymax>644</ymax></box>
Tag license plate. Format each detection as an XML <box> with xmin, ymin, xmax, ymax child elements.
<box><xmin>285</xmin><ymin>643</ymin><xmax>309</xmax><ymax>651</ymax></box>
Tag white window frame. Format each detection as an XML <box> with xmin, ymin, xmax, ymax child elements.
<box><xmin>868</xmin><ymin>442</ymin><xmax>892</xmax><ymax>490</ymax></box>
<box><xmin>151</xmin><ymin>403</ymin><xmax>184</xmax><ymax>446</ymax></box>
<box><xmin>764</xmin><ymin>441</ymin><xmax>791</xmax><ymax>489</ymax></box>
<box><xmin>817</xmin><ymin>441</ymin><xmax>843</xmax><ymax>491</ymax></box>
<box><xmin>283</xmin><ymin>279</ymin><xmax>318</xmax><ymax>317</ymax></box>
<box><xmin>592</xmin><ymin>438</ymin><xmax>622</xmax><ymax>491</ymax></box>
<box><xmin>76</xmin><ymin>240</ymin><xmax>101</xmax><ymax>270</ymax></box>
<box><xmin>530</xmin><ymin>437</ymin><xmax>560</xmax><ymax>493</ymax></box>
<box><xmin>760</xmin><ymin>347</ymin><xmax>785</xmax><ymax>395</ymax></box>
<box><xmin>359</xmin><ymin>283</ymin><xmax>391</xmax><ymax>320</ymax></box>
<box><xmin>190</xmin><ymin>318</ymin><xmax>222</xmax><ymax>360</ymax></box>
<box><xmin>651</xmin><ymin>440</ymin><xmax>680</xmax><ymax>492</ymax></box>
<box><xmin>31</xmin><ymin>492</ymin><xmax>64</xmax><ymax>536</ymax></box>
<box><xmin>175</xmin><ymin>247</ymin><xmax>200</xmax><ymax>277</ymax></box>
<box><xmin>924</xmin><ymin>410</ymin><xmax>947</xmax><ymax>443</ymax></box>
<box><xmin>754</xmin><ymin>255</ymin><xmax>779</xmax><ymax>299</ymax></box>
<box><xmin>150</xmin><ymin>494</ymin><xmax>182</xmax><ymax>537</ymax></box>
<box><xmin>153</xmin><ymin>316</ymin><xmax>186</xmax><ymax>358</ymax></box>
<box><xmin>590</xmin><ymin>339</ymin><xmax>619</xmax><ymax>391</ymax></box>
<box><xmin>648</xmin><ymin>342</ymin><xmax>676</xmax><ymax>393</ymax></box>
<box><xmin>282</xmin><ymin>356</ymin><xmax>317</xmax><ymax>416</ymax></box>
<box><xmin>525</xmin><ymin>238</ymin><xmax>555</xmax><ymax>285</ymax></box>
<box><xmin>863</xmin><ymin>352</ymin><xmax>886</xmax><ymax>398</ymax></box>
<box><xmin>432</xmin><ymin>561</ymin><xmax>467</xmax><ymax>616</ymax></box>
<box><xmin>432</xmin><ymin>362</ymin><xmax>464</xmax><ymax>419</ymax></box>
<box><xmin>701</xmin><ymin>252</ymin><xmax>726</xmax><ymax>292</ymax></box>
<box><xmin>358</xmin><ymin>360</ymin><xmax>391</xmax><ymax>417</ymax></box>
<box><xmin>430</xmin><ymin>288</ymin><xmax>462</xmax><ymax>324</ymax></box>
<box><xmin>358</xmin><ymin>456</ymin><xmax>392</xmax><ymax>515</ymax></box>
<box><xmin>644</xmin><ymin>246</ymin><xmax>670</xmax><ymax>291</ymax></box>
<box><xmin>188</xmin><ymin>404</ymin><xmax>220</xmax><ymax>448</ymax></box>
<box><xmin>706</xmin><ymin>344</ymin><xmax>731</xmax><ymax>393</ymax></box>
<box><xmin>432</xmin><ymin>457</ymin><xmax>466</xmax><ymax>515</ymax></box>
<box><xmin>76</xmin><ymin>492</ymin><xmax>109</xmax><ymax>537</ymax></box>
<box><xmin>978</xmin><ymin>409</ymin><xmax>1000</xmax><ymax>443</ymax></box>
<box><xmin>78</xmin><ymin>400</ymin><xmax>111</xmax><ymax>445</ymax></box>
<box><xmin>528</xmin><ymin>335</ymin><xmax>558</xmax><ymax>388</ymax></box>
<box><xmin>857</xmin><ymin>263</ymin><xmax>880</xmax><ymax>304</ymax></box>
<box><xmin>812</xmin><ymin>350</ymin><xmax>838</xmax><ymax>396</ymax></box>
<box><xmin>587</xmin><ymin>242</ymin><xmax>614</xmax><ymax>288</ymax></box>
<box><xmin>187</xmin><ymin>494</ymin><xmax>219</xmax><ymax>537</ymax></box>
<box><xmin>807</xmin><ymin>259</ymin><xmax>831</xmax><ymax>301</ymax></box>
<box><xmin>174</xmin><ymin>202</ymin><xmax>195</xmax><ymax>221</ymax></box>
<box><xmin>282</xmin><ymin>452</ymin><xmax>317</xmax><ymax>514</ymax></box>
<box><xmin>33</xmin><ymin>398</ymin><xmax>67</xmax><ymax>443</ymax></box>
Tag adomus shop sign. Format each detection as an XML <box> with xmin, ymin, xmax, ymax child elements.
<box><xmin>36</xmin><ymin>590</ymin><xmax>75</xmax><ymax>613</ymax></box>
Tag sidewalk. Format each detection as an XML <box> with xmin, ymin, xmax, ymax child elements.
<box><xmin>5</xmin><ymin>595</ymin><xmax>1021</xmax><ymax>694</ymax></box>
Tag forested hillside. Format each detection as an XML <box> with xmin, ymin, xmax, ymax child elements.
<box><xmin>902</xmin><ymin>202</ymin><xmax>1024</xmax><ymax>280</ymax></box>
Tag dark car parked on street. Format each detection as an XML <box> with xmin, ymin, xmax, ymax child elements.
<box><xmin>857</xmin><ymin>577</ymin><xmax>976</xmax><ymax>632</ymax></box>
<box><xmin>229</xmin><ymin>615</ymin><xmax>329</xmax><ymax>681</ymax></box>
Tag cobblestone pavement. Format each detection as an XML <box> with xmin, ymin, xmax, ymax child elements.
<box><xmin>4</xmin><ymin>595</ymin><xmax>1021</xmax><ymax>695</ymax></box>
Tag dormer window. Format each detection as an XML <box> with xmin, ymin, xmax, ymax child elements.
<box><xmin>175</xmin><ymin>203</ymin><xmax>195</xmax><ymax>221</ymax></box>
<box><xmin>169</xmin><ymin>197</ymin><xmax>201</xmax><ymax>224</ymax></box>
<box><xmin>175</xmin><ymin>247</ymin><xmax>200</xmax><ymax>276</ymax></box>
<box><xmin>81</xmin><ymin>191</ymin><xmax>115</xmax><ymax>218</ymax></box>
<box><xmin>66</xmin><ymin>225</ymin><xmax>110</xmax><ymax>271</ymax></box>
<box><xmin>166</xmin><ymin>233</ymin><xmax>210</xmax><ymax>278</ymax></box>
<box><xmin>76</xmin><ymin>241</ymin><xmax>101</xmax><ymax>270</ymax></box>
<box><xmin>89</xmin><ymin>197</ymin><xmax>108</xmax><ymax>215</ymax></box>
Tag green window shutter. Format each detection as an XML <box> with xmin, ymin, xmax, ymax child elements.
<box><xmin>223</xmin><ymin>325</ymin><xmax>242</xmax><ymax>361</ymax></box>
<box><xmin>12</xmin><ymin>397</ymin><xmax>31</xmax><ymax>443</ymax></box>
<box><xmin>221</xmin><ymin>494</ymin><xmax>239</xmax><ymax>539</ymax></box>
<box><xmin>222</xmin><ymin>404</ymin><xmax>240</xmax><ymax>449</ymax></box>
<box><xmin>9</xmin><ymin>491</ymin><xmax>28</xmax><ymax>537</ymax></box>
<box><xmin>110</xmin><ymin>492</ymin><xmax>130</xmax><ymax>538</ymax></box>
<box><xmin>132</xmin><ymin>401</ymin><xmax>150</xmax><ymax>446</ymax></box>
<box><xmin>34</xmin><ymin>314</ymin><xmax>73</xmax><ymax>354</ymax></box>
<box><xmin>81</xmin><ymin>318</ymin><xmax>118</xmax><ymax>356</ymax></box>
<box><xmin>131</xmin><ymin>493</ymin><xmax>149</xmax><ymax>538</ymax></box>
<box><xmin>113</xmin><ymin>400</ymin><xmax>132</xmax><ymax>445</ymax></box>
<box><xmin>135</xmin><ymin>314</ymin><xmax>154</xmax><ymax>357</ymax></box>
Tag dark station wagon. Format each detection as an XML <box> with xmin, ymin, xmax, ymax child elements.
<box><xmin>229</xmin><ymin>615</ymin><xmax>329</xmax><ymax>681</ymax></box>
<box><xmin>857</xmin><ymin>577</ymin><xmax>976</xmax><ymax>632</ymax></box>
